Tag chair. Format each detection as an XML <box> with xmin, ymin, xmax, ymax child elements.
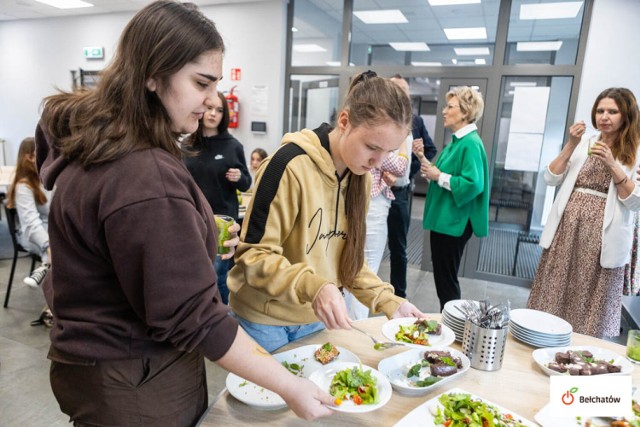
<box><xmin>3</xmin><ymin>204</ymin><xmax>39</xmax><ymax>308</ymax></box>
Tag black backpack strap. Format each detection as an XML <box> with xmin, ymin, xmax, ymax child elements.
<box><xmin>244</xmin><ymin>143</ymin><xmax>307</xmax><ymax>244</ymax></box>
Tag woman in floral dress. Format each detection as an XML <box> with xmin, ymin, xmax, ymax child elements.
<box><xmin>527</xmin><ymin>88</ymin><xmax>640</xmax><ymax>338</ymax></box>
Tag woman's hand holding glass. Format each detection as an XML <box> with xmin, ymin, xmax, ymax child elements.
<box><xmin>411</xmin><ymin>138</ymin><xmax>424</xmax><ymax>156</ymax></box>
<box><xmin>589</xmin><ymin>140</ymin><xmax>617</xmax><ymax>169</ymax></box>
<box><xmin>219</xmin><ymin>221</ymin><xmax>240</xmax><ymax>260</ymax></box>
<box><xmin>382</xmin><ymin>171</ymin><xmax>397</xmax><ymax>187</ymax></box>
<box><xmin>420</xmin><ymin>161</ymin><xmax>440</xmax><ymax>181</ymax></box>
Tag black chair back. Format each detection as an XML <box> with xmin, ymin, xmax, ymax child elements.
<box><xmin>5</xmin><ymin>205</ymin><xmax>24</xmax><ymax>251</ymax></box>
<box><xmin>3</xmin><ymin>203</ymin><xmax>38</xmax><ymax>308</ymax></box>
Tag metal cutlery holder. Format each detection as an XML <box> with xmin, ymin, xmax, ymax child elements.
<box><xmin>462</xmin><ymin>320</ymin><xmax>508</xmax><ymax>371</ymax></box>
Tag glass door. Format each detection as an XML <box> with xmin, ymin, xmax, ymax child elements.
<box><xmin>472</xmin><ymin>76</ymin><xmax>573</xmax><ymax>285</ymax></box>
<box><xmin>288</xmin><ymin>75</ymin><xmax>339</xmax><ymax>132</ymax></box>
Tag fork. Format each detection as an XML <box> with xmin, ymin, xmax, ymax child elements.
<box><xmin>350</xmin><ymin>324</ymin><xmax>405</xmax><ymax>350</ymax></box>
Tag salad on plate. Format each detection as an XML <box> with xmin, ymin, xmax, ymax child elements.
<box><xmin>432</xmin><ymin>391</ymin><xmax>533</xmax><ymax>427</ymax></box>
<box><xmin>396</xmin><ymin>319</ymin><xmax>442</xmax><ymax>345</ymax></box>
<box><xmin>329</xmin><ymin>365</ymin><xmax>378</xmax><ymax>406</ymax></box>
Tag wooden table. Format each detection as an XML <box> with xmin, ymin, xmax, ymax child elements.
<box><xmin>199</xmin><ymin>315</ymin><xmax>639</xmax><ymax>426</ymax></box>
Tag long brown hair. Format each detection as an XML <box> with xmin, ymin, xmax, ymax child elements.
<box><xmin>338</xmin><ymin>71</ymin><xmax>412</xmax><ymax>286</ymax></box>
<box><xmin>7</xmin><ymin>137</ymin><xmax>47</xmax><ymax>208</ymax></box>
<box><xmin>40</xmin><ymin>1</ymin><xmax>224</xmax><ymax>167</ymax></box>
<box><xmin>591</xmin><ymin>87</ymin><xmax>640</xmax><ymax>167</ymax></box>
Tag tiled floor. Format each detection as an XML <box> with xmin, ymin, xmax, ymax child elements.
<box><xmin>0</xmin><ymin>196</ymin><xmax>629</xmax><ymax>426</ymax></box>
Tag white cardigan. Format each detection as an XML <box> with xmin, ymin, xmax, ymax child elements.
<box><xmin>540</xmin><ymin>134</ymin><xmax>640</xmax><ymax>268</ymax></box>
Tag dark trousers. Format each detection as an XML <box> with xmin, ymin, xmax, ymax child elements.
<box><xmin>430</xmin><ymin>221</ymin><xmax>473</xmax><ymax>311</ymax></box>
<box><xmin>214</xmin><ymin>257</ymin><xmax>230</xmax><ymax>304</ymax></box>
<box><xmin>50</xmin><ymin>348</ymin><xmax>207</xmax><ymax>427</ymax></box>
<box><xmin>387</xmin><ymin>185</ymin><xmax>411</xmax><ymax>298</ymax></box>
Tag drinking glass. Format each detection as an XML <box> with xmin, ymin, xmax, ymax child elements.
<box><xmin>626</xmin><ymin>329</ymin><xmax>640</xmax><ymax>363</ymax></box>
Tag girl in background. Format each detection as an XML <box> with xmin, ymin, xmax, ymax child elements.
<box><xmin>184</xmin><ymin>91</ymin><xmax>251</xmax><ymax>304</ymax></box>
<box><xmin>7</xmin><ymin>137</ymin><xmax>53</xmax><ymax>325</ymax></box>
<box><xmin>248</xmin><ymin>147</ymin><xmax>268</xmax><ymax>191</ymax></box>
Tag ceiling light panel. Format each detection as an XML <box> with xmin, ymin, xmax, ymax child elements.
<box><xmin>520</xmin><ymin>2</ymin><xmax>583</xmax><ymax>20</ymax></box>
<box><xmin>516</xmin><ymin>41</ymin><xmax>563</xmax><ymax>51</ymax></box>
<box><xmin>389</xmin><ymin>42</ymin><xmax>430</xmax><ymax>51</ymax></box>
<box><xmin>353</xmin><ymin>10</ymin><xmax>408</xmax><ymax>24</ymax></box>
<box><xmin>454</xmin><ymin>47</ymin><xmax>490</xmax><ymax>55</ymax></box>
<box><xmin>293</xmin><ymin>44</ymin><xmax>327</xmax><ymax>53</ymax></box>
<box><xmin>444</xmin><ymin>27</ymin><xmax>487</xmax><ymax>40</ymax></box>
<box><xmin>428</xmin><ymin>0</ymin><xmax>481</xmax><ymax>5</ymax></box>
<box><xmin>34</xmin><ymin>0</ymin><xmax>93</xmax><ymax>9</ymax></box>
<box><xmin>411</xmin><ymin>61</ymin><xmax>443</xmax><ymax>66</ymax></box>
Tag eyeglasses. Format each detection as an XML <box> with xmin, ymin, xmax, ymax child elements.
<box><xmin>444</xmin><ymin>104</ymin><xmax>460</xmax><ymax>110</ymax></box>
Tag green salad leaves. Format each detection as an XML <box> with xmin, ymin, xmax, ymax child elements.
<box><xmin>434</xmin><ymin>393</ymin><xmax>529</xmax><ymax>427</ymax></box>
<box><xmin>329</xmin><ymin>366</ymin><xmax>378</xmax><ymax>405</ymax></box>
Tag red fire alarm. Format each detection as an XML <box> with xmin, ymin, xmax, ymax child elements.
<box><xmin>230</xmin><ymin>68</ymin><xmax>241</xmax><ymax>81</ymax></box>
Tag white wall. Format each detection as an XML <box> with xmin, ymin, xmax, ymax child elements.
<box><xmin>0</xmin><ymin>0</ymin><xmax>286</xmax><ymax>165</ymax></box>
<box><xmin>574</xmin><ymin>0</ymin><xmax>640</xmax><ymax>122</ymax></box>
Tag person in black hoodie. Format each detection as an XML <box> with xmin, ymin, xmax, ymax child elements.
<box><xmin>184</xmin><ymin>91</ymin><xmax>251</xmax><ymax>304</ymax></box>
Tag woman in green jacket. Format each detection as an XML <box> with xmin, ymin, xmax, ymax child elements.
<box><xmin>413</xmin><ymin>86</ymin><xmax>489</xmax><ymax>310</ymax></box>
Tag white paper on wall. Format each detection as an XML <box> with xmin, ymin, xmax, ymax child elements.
<box><xmin>504</xmin><ymin>86</ymin><xmax>551</xmax><ymax>171</ymax></box>
<box><xmin>504</xmin><ymin>132</ymin><xmax>544</xmax><ymax>172</ymax></box>
<box><xmin>250</xmin><ymin>85</ymin><xmax>269</xmax><ymax>116</ymax></box>
<box><xmin>509</xmin><ymin>86</ymin><xmax>550</xmax><ymax>134</ymax></box>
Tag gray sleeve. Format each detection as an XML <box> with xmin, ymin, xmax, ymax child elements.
<box><xmin>14</xmin><ymin>183</ymin><xmax>49</xmax><ymax>252</ymax></box>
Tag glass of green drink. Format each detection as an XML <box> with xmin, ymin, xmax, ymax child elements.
<box><xmin>214</xmin><ymin>215</ymin><xmax>235</xmax><ymax>256</ymax></box>
<box><xmin>626</xmin><ymin>330</ymin><xmax>640</xmax><ymax>363</ymax></box>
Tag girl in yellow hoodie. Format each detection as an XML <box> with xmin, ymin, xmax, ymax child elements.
<box><xmin>229</xmin><ymin>71</ymin><xmax>428</xmax><ymax>352</ymax></box>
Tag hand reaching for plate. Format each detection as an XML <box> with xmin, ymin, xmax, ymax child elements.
<box><xmin>392</xmin><ymin>301</ymin><xmax>426</xmax><ymax>319</ymax></box>
<box><xmin>279</xmin><ymin>377</ymin><xmax>336</xmax><ymax>420</ymax></box>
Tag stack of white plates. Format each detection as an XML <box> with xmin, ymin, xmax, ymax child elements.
<box><xmin>509</xmin><ymin>308</ymin><xmax>572</xmax><ymax>348</ymax></box>
<box><xmin>441</xmin><ymin>299</ymin><xmax>478</xmax><ymax>342</ymax></box>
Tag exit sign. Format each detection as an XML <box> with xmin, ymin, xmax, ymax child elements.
<box><xmin>83</xmin><ymin>46</ymin><xmax>104</xmax><ymax>59</ymax></box>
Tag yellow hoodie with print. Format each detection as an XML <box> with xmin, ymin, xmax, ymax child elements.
<box><xmin>228</xmin><ymin>124</ymin><xmax>404</xmax><ymax>326</ymax></box>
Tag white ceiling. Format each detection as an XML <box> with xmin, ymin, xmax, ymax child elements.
<box><xmin>0</xmin><ymin>0</ymin><xmax>271</xmax><ymax>21</ymax></box>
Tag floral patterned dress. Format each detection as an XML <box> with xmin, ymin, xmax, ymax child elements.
<box><xmin>623</xmin><ymin>212</ymin><xmax>640</xmax><ymax>296</ymax></box>
<box><xmin>527</xmin><ymin>156</ymin><xmax>624</xmax><ymax>337</ymax></box>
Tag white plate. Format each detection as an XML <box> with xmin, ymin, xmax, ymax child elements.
<box><xmin>382</xmin><ymin>318</ymin><xmax>456</xmax><ymax>349</ymax></box>
<box><xmin>510</xmin><ymin>329</ymin><xmax>571</xmax><ymax>348</ymax></box>
<box><xmin>442</xmin><ymin>299</ymin><xmax>479</xmax><ymax>322</ymax></box>
<box><xmin>532</xmin><ymin>345</ymin><xmax>633</xmax><ymax>376</ymax></box>
<box><xmin>510</xmin><ymin>321</ymin><xmax>572</xmax><ymax>340</ymax></box>
<box><xmin>378</xmin><ymin>347</ymin><xmax>470</xmax><ymax>396</ymax></box>
<box><xmin>510</xmin><ymin>309</ymin><xmax>573</xmax><ymax>336</ymax></box>
<box><xmin>273</xmin><ymin>344</ymin><xmax>360</xmax><ymax>378</ymax></box>
<box><xmin>308</xmin><ymin>361</ymin><xmax>392</xmax><ymax>413</ymax></box>
<box><xmin>226</xmin><ymin>373</ymin><xmax>287</xmax><ymax>410</ymax></box>
<box><xmin>393</xmin><ymin>387</ymin><xmax>537</xmax><ymax>427</ymax></box>
<box><xmin>226</xmin><ymin>344</ymin><xmax>360</xmax><ymax>410</ymax></box>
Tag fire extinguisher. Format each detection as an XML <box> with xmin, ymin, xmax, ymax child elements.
<box><xmin>226</xmin><ymin>86</ymin><xmax>239</xmax><ymax>129</ymax></box>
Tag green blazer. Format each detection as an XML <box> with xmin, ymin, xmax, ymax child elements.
<box><xmin>423</xmin><ymin>129</ymin><xmax>489</xmax><ymax>237</ymax></box>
